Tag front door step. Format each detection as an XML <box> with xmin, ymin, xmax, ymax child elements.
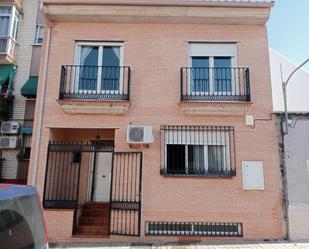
<box><xmin>76</xmin><ymin>202</ymin><xmax>110</xmax><ymax>236</ymax></box>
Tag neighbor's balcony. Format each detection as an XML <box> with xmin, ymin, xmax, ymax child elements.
<box><xmin>0</xmin><ymin>36</ymin><xmax>18</xmax><ymax>63</ymax></box>
<box><xmin>58</xmin><ymin>65</ymin><xmax>131</xmax><ymax>114</ymax></box>
<box><xmin>0</xmin><ymin>0</ymin><xmax>22</xmax><ymax>10</ymax></box>
<box><xmin>180</xmin><ymin>67</ymin><xmax>251</xmax><ymax>116</ymax></box>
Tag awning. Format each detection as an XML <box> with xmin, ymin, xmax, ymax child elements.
<box><xmin>0</xmin><ymin>64</ymin><xmax>15</xmax><ymax>94</ymax></box>
<box><xmin>20</xmin><ymin>128</ymin><xmax>33</xmax><ymax>135</ymax></box>
<box><xmin>21</xmin><ymin>76</ymin><xmax>38</xmax><ymax>98</ymax></box>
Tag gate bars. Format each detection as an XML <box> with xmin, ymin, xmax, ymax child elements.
<box><xmin>43</xmin><ymin>141</ymin><xmax>143</xmax><ymax>237</ymax></box>
<box><xmin>110</xmin><ymin>152</ymin><xmax>143</xmax><ymax>236</ymax></box>
<box><xmin>43</xmin><ymin>141</ymin><xmax>114</xmax><ymax>210</ymax></box>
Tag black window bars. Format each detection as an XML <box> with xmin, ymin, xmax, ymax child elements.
<box><xmin>161</xmin><ymin>125</ymin><xmax>236</xmax><ymax>177</ymax></box>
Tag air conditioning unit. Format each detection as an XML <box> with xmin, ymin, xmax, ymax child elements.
<box><xmin>0</xmin><ymin>136</ymin><xmax>18</xmax><ymax>149</ymax></box>
<box><xmin>127</xmin><ymin>125</ymin><xmax>154</xmax><ymax>144</ymax></box>
<box><xmin>1</xmin><ymin>122</ymin><xmax>20</xmax><ymax>134</ymax></box>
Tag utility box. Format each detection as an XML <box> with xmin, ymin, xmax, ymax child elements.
<box><xmin>242</xmin><ymin>161</ymin><xmax>264</xmax><ymax>190</ymax></box>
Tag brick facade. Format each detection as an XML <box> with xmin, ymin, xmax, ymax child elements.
<box><xmin>29</xmin><ymin>1</ymin><xmax>284</xmax><ymax>243</ymax></box>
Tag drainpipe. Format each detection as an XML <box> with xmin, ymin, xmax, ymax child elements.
<box><xmin>280</xmin><ymin>115</ymin><xmax>290</xmax><ymax>240</ymax></box>
<box><xmin>30</xmin><ymin>24</ymin><xmax>52</xmax><ymax>186</ymax></box>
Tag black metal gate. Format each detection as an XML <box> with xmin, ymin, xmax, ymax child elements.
<box><xmin>43</xmin><ymin>142</ymin><xmax>142</xmax><ymax>237</ymax></box>
<box><xmin>110</xmin><ymin>152</ymin><xmax>143</xmax><ymax>236</ymax></box>
<box><xmin>43</xmin><ymin>141</ymin><xmax>114</xmax><ymax>209</ymax></box>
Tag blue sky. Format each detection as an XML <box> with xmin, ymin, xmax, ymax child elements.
<box><xmin>267</xmin><ymin>0</ymin><xmax>309</xmax><ymax>70</ymax></box>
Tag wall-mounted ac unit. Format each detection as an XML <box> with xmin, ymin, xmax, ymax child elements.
<box><xmin>0</xmin><ymin>136</ymin><xmax>18</xmax><ymax>149</ymax></box>
<box><xmin>127</xmin><ymin>125</ymin><xmax>154</xmax><ymax>144</ymax></box>
<box><xmin>1</xmin><ymin>122</ymin><xmax>20</xmax><ymax>134</ymax></box>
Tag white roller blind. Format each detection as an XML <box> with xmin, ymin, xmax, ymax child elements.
<box><xmin>164</xmin><ymin>130</ymin><xmax>229</xmax><ymax>145</ymax></box>
<box><xmin>189</xmin><ymin>43</ymin><xmax>236</xmax><ymax>57</ymax></box>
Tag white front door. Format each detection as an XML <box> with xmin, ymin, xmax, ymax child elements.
<box><xmin>93</xmin><ymin>152</ymin><xmax>113</xmax><ymax>202</ymax></box>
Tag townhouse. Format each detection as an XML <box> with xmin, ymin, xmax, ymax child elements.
<box><xmin>0</xmin><ymin>0</ymin><xmax>43</xmax><ymax>184</ymax></box>
<box><xmin>29</xmin><ymin>0</ymin><xmax>285</xmax><ymax>243</ymax></box>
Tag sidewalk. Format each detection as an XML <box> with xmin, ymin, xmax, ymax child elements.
<box><xmin>51</xmin><ymin>241</ymin><xmax>309</xmax><ymax>249</ymax></box>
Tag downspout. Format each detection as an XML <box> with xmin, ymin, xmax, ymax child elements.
<box><xmin>8</xmin><ymin>65</ymin><xmax>16</xmax><ymax>95</ymax></box>
<box><xmin>280</xmin><ymin>114</ymin><xmax>290</xmax><ymax>240</ymax></box>
<box><xmin>30</xmin><ymin>25</ymin><xmax>52</xmax><ymax>186</ymax></box>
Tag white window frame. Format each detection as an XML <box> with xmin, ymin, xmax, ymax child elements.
<box><xmin>0</xmin><ymin>6</ymin><xmax>20</xmax><ymax>56</ymax></box>
<box><xmin>188</xmin><ymin>43</ymin><xmax>237</xmax><ymax>96</ymax></box>
<box><xmin>74</xmin><ymin>42</ymin><xmax>124</xmax><ymax>95</ymax></box>
<box><xmin>0</xmin><ymin>6</ymin><xmax>19</xmax><ymax>39</ymax></box>
<box><xmin>34</xmin><ymin>25</ymin><xmax>44</xmax><ymax>44</ymax></box>
<box><xmin>0</xmin><ymin>6</ymin><xmax>12</xmax><ymax>38</ymax></box>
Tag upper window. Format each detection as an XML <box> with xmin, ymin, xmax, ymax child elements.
<box><xmin>189</xmin><ymin>43</ymin><xmax>236</xmax><ymax>95</ymax></box>
<box><xmin>34</xmin><ymin>25</ymin><xmax>44</xmax><ymax>44</ymax></box>
<box><xmin>0</xmin><ymin>6</ymin><xmax>20</xmax><ymax>39</ymax></box>
<box><xmin>161</xmin><ymin>125</ymin><xmax>236</xmax><ymax>177</ymax></box>
<box><xmin>74</xmin><ymin>42</ymin><xmax>124</xmax><ymax>93</ymax></box>
<box><xmin>0</xmin><ymin>7</ymin><xmax>11</xmax><ymax>37</ymax></box>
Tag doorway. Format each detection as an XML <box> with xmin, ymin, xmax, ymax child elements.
<box><xmin>88</xmin><ymin>152</ymin><xmax>113</xmax><ymax>203</ymax></box>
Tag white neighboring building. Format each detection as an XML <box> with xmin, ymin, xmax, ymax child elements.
<box><xmin>0</xmin><ymin>0</ymin><xmax>43</xmax><ymax>184</ymax></box>
<box><xmin>270</xmin><ymin>49</ymin><xmax>309</xmax><ymax>113</ymax></box>
<box><xmin>270</xmin><ymin>48</ymin><xmax>309</xmax><ymax>240</ymax></box>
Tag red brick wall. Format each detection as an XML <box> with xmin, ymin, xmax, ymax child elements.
<box><xmin>29</xmin><ymin>22</ymin><xmax>284</xmax><ymax>242</ymax></box>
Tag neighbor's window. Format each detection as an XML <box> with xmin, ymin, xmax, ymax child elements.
<box><xmin>0</xmin><ymin>7</ymin><xmax>12</xmax><ymax>37</ymax></box>
<box><xmin>161</xmin><ymin>125</ymin><xmax>235</xmax><ymax>176</ymax></box>
<box><xmin>0</xmin><ymin>6</ymin><xmax>20</xmax><ymax>39</ymax></box>
<box><xmin>189</xmin><ymin>43</ymin><xmax>236</xmax><ymax>94</ymax></box>
<box><xmin>0</xmin><ymin>6</ymin><xmax>20</xmax><ymax>55</ymax></box>
<box><xmin>34</xmin><ymin>25</ymin><xmax>44</xmax><ymax>44</ymax></box>
<box><xmin>74</xmin><ymin>42</ymin><xmax>124</xmax><ymax>93</ymax></box>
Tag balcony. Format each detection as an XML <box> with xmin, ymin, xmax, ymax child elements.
<box><xmin>58</xmin><ymin>65</ymin><xmax>131</xmax><ymax>114</ymax></box>
<box><xmin>180</xmin><ymin>67</ymin><xmax>251</xmax><ymax>116</ymax></box>
<box><xmin>0</xmin><ymin>36</ymin><xmax>17</xmax><ymax>63</ymax></box>
<box><xmin>0</xmin><ymin>0</ymin><xmax>22</xmax><ymax>10</ymax></box>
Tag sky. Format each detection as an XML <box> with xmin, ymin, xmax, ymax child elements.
<box><xmin>267</xmin><ymin>0</ymin><xmax>309</xmax><ymax>70</ymax></box>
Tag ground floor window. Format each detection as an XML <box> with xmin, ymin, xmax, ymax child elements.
<box><xmin>161</xmin><ymin>125</ymin><xmax>236</xmax><ymax>176</ymax></box>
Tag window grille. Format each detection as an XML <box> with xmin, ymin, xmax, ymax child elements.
<box><xmin>161</xmin><ymin>125</ymin><xmax>236</xmax><ymax>177</ymax></box>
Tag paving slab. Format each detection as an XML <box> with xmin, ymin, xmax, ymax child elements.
<box><xmin>51</xmin><ymin>241</ymin><xmax>309</xmax><ymax>249</ymax></box>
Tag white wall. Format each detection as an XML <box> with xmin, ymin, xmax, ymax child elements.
<box><xmin>284</xmin><ymin>119</ymin><xmax>309</xmax><ymax>240</ymax></box>
<box><xmin>270</xmin><ymin>49</ymin><xmax>309</xmax><ymax>113</ymax></box>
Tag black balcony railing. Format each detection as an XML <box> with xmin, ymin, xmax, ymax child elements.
<box><xmin>180</xmin><ymin>67</ymin><xmax>250</xmax><ymax>102</ymax></box>
<box><xmin>59</xmin><ymin>65</ymin><xmax>131</xmax><ymax>100</ymax></box>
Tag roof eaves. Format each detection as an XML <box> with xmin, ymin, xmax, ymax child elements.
<box><xmin>43</xmin><ymin>0</ymin><xmax>275</xmax><ymax>8</ymax></box>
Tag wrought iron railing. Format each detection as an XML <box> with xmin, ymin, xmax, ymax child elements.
<box><xmin>59</xmin><ymin>65</ymin><xmax>131</xmax><ymax>101</ymax></box>
<box><xmin>145</xmin><ymin>221</ymin><xmax>243</xmax><ymax>237</ymax></box>
<box><xmin>161</xmin><ymin>125</ymin><xmax>236</xmax><ymax>177</ymax></box>
<box><xmin>180</xmin><ymin>67</ymin><xmax>250</xmax><ymax>102</ymax></box>
<box><xmin>110</xmin><ymin>152</ymin><xmax>143</xmax><ymax>236</ymax></box>
<box><xmin>43</xmin><ymin>141</ymin><xmax>114</xmax><ymax>210</ymax></box>
<box><xmin>0</xmin><ymin>36</ymin><xmax>17</xmax><ymax>60</ymax></box>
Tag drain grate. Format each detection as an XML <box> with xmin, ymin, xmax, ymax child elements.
<box><xmin>145</xmin><ymin>221</ymin><xmax>243</xmax><ymax>237</ymax></box>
